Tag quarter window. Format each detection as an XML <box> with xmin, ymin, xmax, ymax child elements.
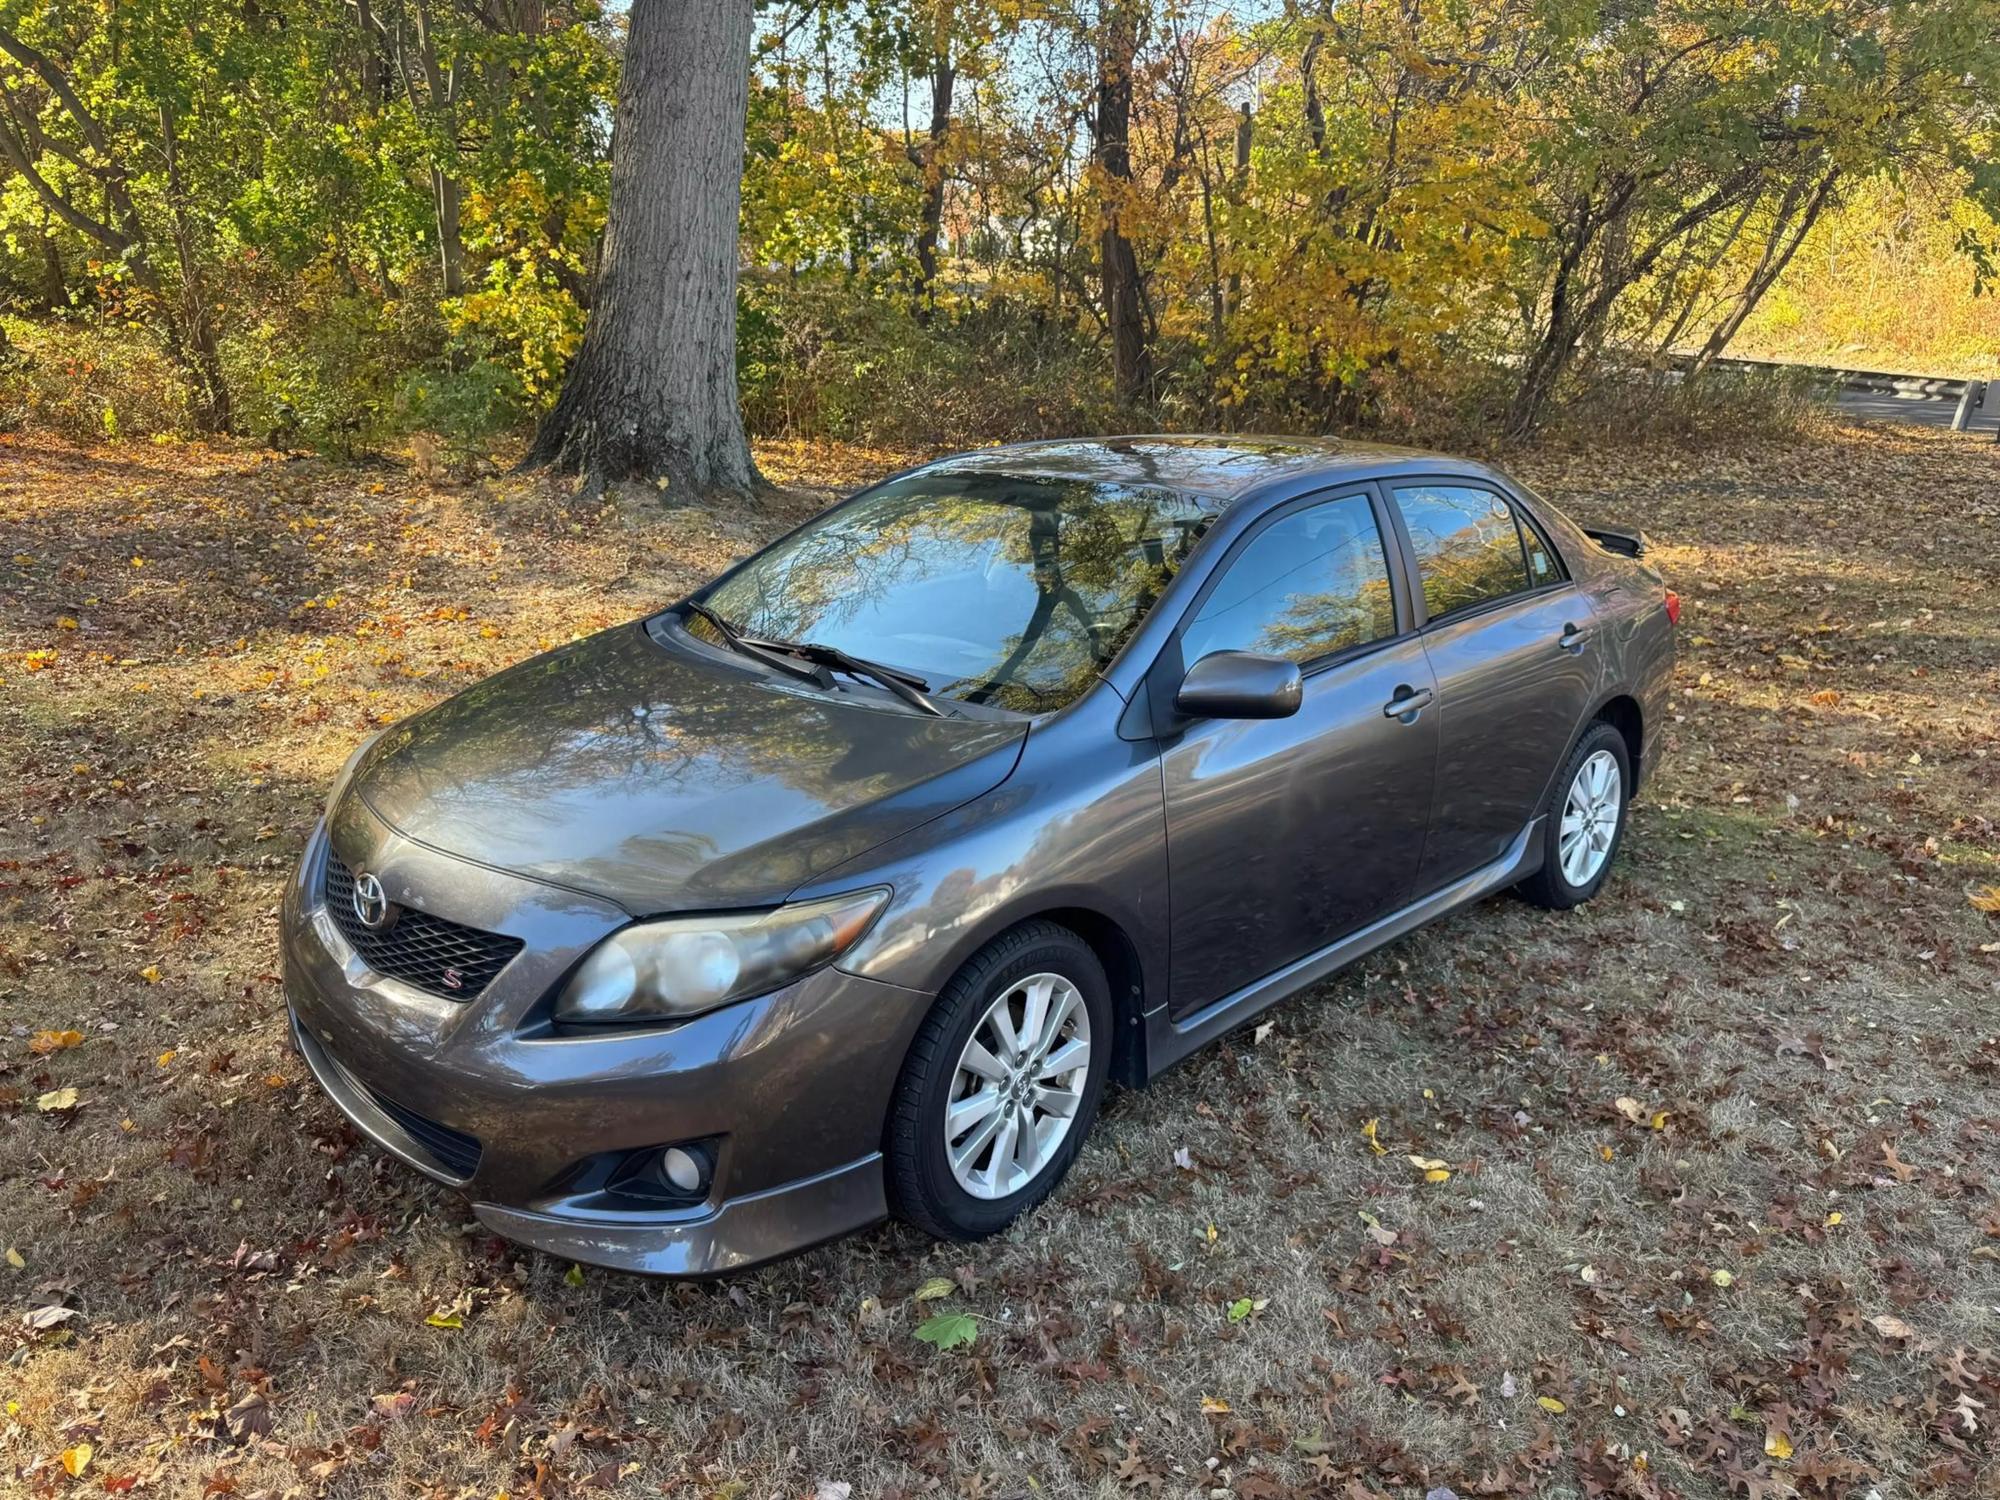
<box><xmin>1178</xmin><ymin>494</ymin><xmax>1396</xmax><ymax>667</ymax></box>
<box><xmin>1394</xmin><ymin>485</ymin><xmax>1537</xmax><ymax>619</ymax></box>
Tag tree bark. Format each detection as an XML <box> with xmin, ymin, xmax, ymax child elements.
<box><xmin>1690</xmin><ymin>168</ymin><xmax>1836</xmax><ymax>376</ymax></box>
<box><xmin>527</xmin><ymin>0</ymin><xmax>759</xmax><ymax>498</ymax></box>
<box><xmin>909</xmin><ymin>46</ymin><xmax>955</xmax><ymax>317</ymax></box>
<box><xmin>1094</xmin><ymin>0</ymin><xmax>1151</xmax><ymax>409</ymax></box>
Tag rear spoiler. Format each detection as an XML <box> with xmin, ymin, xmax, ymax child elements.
<box><xmin>1582</xmin><ymin>524</ymin><xmax>1649</xmax><ymax>559</ymax></box>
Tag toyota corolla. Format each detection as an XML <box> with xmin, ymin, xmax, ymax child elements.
<box><xmin>283</xmin><ymin>435</ymin><xmax>1676</xmax><ymax>1275</ymax></box>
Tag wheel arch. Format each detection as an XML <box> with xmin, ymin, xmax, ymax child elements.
<box><xmin>1593</xmin><ymin>693</ymin><xmax>1644</xmax><ymax>783</ymax></box>
<box><xmin>930</xmin><ymin>903</ymin><xmax>1152</xmax><ymax>1090</ymax></box>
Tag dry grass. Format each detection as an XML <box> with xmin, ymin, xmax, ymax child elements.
<box><xmin>2</xmin><ymin>424</ymin><xmax>1997</xmax><ymax>1499</ymax></box>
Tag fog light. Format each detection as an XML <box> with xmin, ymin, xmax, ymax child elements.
<box><xmin>661</xmin><ymin>1146</ymin><xmax>707</xmax><ymax>1194</ymax></box>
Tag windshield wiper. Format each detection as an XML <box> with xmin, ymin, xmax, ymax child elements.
<box><xmin>682</xmin><ymin>602</ymin><xmax>946</xmax><ymax>717</ymax></box>
<box><xmin>753</xmin><ymin>639</ymin><xmax>947</xmax><ymax>717</ymax></box>
<box><xmin>681</xmin><ymin>600</ymin><xmax>834</xmax><ymax>688</ymax></box>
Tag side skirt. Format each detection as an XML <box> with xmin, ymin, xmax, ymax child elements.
<box><xmin>1141</xmin><ymin>817</ymin><xmax>1545</xmax><ymax>1080</ymax></box>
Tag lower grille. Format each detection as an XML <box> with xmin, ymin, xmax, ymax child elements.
<box><xmin>323</xmin><ymin>852</ymin><xmax>522</xmax><ymax>1001</ymax></box>
<box><xmin>363</xmin><ymin>1084</ymin><xmax>484</xmax><ymax>1180</ymax></box>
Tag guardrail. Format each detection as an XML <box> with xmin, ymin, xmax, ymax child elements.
<box><xmin>1668</xmin><ymin>352</ymin><xmax>1998</xmax><ymax>434</ymax></box>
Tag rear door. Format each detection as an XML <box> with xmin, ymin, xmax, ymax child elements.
<box><xmin>1387</xmin><ymin>481</ymin><xmax>1603</xmax><ymax>892</ymax></box>
<box><xmin>1158</xmin><ymin>488</ymin><xmax>1439</xmax><ymax>1017</ymax></box>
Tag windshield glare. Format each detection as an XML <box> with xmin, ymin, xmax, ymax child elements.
<box><xmin>694</xmin><ymin>472</ymin><xmax>1215</xmax><ymax>712</ymax></box>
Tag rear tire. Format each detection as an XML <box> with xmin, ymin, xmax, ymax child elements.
<box><xmin>885</xmin><ymin>921</ymin><xmax>1111</xmax><ymax>1242</ymax></box>
<box><xmin>1517</xmin><ymin>720</ymin><xmax>1631</xmax><ymax>910</ymax></box>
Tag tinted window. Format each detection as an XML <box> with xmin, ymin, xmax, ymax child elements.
<box><xmin>696</xmin><ymin>473</ymin><xmax>1214</xmax><ymax>713</ymax></box>
<box><xmin>1178</xmin><ymin>494</ymin><xmax>1396</xmax><ymax>667</ymax></box>
<box><xmin>1395</xmin><ymin>485</ymin><xmax>1532</xmax><ymax>619</ymax></box>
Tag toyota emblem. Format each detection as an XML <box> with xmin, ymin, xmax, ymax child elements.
<box><xmin>352</xmin><ymin>871</ymin><xmax>397</xmax><ymax>930</ymax></box>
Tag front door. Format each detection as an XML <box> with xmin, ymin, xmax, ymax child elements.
<box><xmin>1158</xmin><ymin>490</ymin><xmax>1439</xmax><ymax>1018</ymax></box>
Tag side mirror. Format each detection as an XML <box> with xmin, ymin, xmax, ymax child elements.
<box><xmin>1174</xmin><ymin>650</ymin><xmax>1303</xmax><ymax>720</ymax></box>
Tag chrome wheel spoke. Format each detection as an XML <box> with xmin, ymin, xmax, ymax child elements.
<box><xmin>1036</xmin><ymin>1036</ymin><xmax>1089</xmax><ymax>1081</ymax></box>
<box><xmin>945</xmin><ymin>971</ymin><xmax>1091</xmax><ymax>1201</ymax></box>
<box><xmin>949</xmin><ymin>1105</ymin><xmax>1005</xmax><ymax>1178</ymax></box>
<box><xmin>958</xmin><ymin>1038</ymin><xmax>1009</xmax><ymax>1083</ymax></box>
<box><xmin>1033</xmin><ymin>1081</ymin><xmax>1082</xmax><ymax>1118</ymax></box>
<box><xmin>1559</xmin><ymin>750</ymin><xmax>1621</xmax><ymax>886</ymax></box>
<box><xmin>947</xmin><ymin>1087</ymin><xmax>1000</xmax><ymax>1139</ymax></box>
<box><xmin>1016</xmin><ymin>976</ymin><xmax>1053</xmax><ymax>1061</ymax></box>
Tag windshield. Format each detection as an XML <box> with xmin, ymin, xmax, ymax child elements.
<box><xmin>692</xmin><ymin>472</ymin><xmax>1216</xmax><ymax>713</ymax></box>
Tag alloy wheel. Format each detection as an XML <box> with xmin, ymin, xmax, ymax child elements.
<box><xmin>1558</xmin><ymin>748</ymin><xmax>1622</xmax><ymax>887</ymax></box>
<box><xmin>944</xmin><ymin>972</ymin><xmax>1091</xmax><ymax>1200</ymax></box>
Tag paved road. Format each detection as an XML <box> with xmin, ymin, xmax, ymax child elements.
<box><xmin>1833</xmin><ymin>386</ymin><xmax>1999</xmax><ymax>434</ymax></box>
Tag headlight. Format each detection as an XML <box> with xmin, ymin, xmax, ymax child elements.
<box><xmin>325</xmin><ymin>732</ymin><xmax>382</xmax><ymax>814</ymax></box>
<box><xmin>554</xmin><ymin>888</ymin><xmax>890</xmax><ymax>1024</ymax></box>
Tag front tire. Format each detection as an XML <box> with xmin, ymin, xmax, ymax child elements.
<box><xmin>1517</xmin><ymin>720</ymin><xmax>1631</xmax><ymax>910</ymax></box>
<box><xmin>886</xmin><ymin>921</ymin><xmax>1111</xmax><ymax>1242</ymax></box>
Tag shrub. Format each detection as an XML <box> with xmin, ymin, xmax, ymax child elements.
<box><xmin>739</xmin><ymin>280</ymin><xmax>1117</xmax><ymax>449</ymax></box>
<box><xmin>0</xmin><ymin>315</ymin><xmax>190</xmax><ymax>441</ymax></box>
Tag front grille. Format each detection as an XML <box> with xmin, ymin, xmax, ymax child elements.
<box><xmin>323</xmin><ymin>852</ymin><xmax>523</xmax><ymax>1001</ymax></box>
<box><xmin>363</xmin><ymin>1083</ymin><xmax>483</xmax><ymax>1180</ymax></box>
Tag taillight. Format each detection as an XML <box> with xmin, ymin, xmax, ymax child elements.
<box><xmin>1664</xmin><ymin>589</ymin><xmax>1681</xmax><ymax>627</ymax></box>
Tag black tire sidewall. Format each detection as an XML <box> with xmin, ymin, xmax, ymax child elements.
<box><xmin>1541</xmin><ymin>722</ymin><xmax>1632</xmax><ymax>904</ymax></box>
<box><xmin>891</xmin><ymin>927</ymin><xmax>1112</xmax><ymax>1240</ymax></box>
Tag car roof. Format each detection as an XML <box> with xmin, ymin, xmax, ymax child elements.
<box><xmin>919</xmin><ymin>434</ymin><xmax>1482</xmax><ymax>505</ymax></box>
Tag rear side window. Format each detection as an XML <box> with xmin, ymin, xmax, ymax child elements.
<box><xmin>1393</xmin><ymin>485</ymin><xmax>1538</xmax><ymax>620</ymax></box>
<box><xmin>1519</xmin><ymin>512</ymin><xmax>1559</xmax><ymax>585</ymax></box>
<box><xmin>1178</xmin><ymin>493</ymin><xmax>1396</xmax><ymax>667</ymax></box>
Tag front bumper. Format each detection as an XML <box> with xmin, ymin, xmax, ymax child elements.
<box><xmin>282</xmin><ymin>804</ymin><xmax>934</xmax><ymax>1275</ymax></box>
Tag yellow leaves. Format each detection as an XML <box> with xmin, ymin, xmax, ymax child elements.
<box><xmin>1537</xmin><ymin>1396</ymin><xmax>1566</xmax><ymax>1414</ymax></box>
<box><xmin>28</xmin><ymin>1030</ymin><xmax>84</xmax><ymax>1055</ymax></box>
<box><xmin>139</xmin><ymin>965</ymin><xmax>162</xmax><ymax>984</ymax></box>
<box><xmin>1710</xmin><ymin>1269</ymin><xmax>1735</xmax><ymax>1288</ymax></box>
<box><xmin>36</xmin><ymin>1087</ymin><xmax>79</xmax><ymax>1113</ymax></box>
<box><xmin>1199</xmin><ymin>1395</ymin><xmax>1231</xmax><ymax>1414</ymax></box>
<box><xmin>1361</xmin><ymin>1118</ymin><xmax>1386</xmax><ymax>1156</ymax></box>
<box><xmin>425</xmin><ymin>1309</ymin><xmax>464</xmax><ymax>1330</ymax></box>
<box><xmin>157</xmin><ymin>1050</ymin><xmax>177</xmax><ymax>1068</ymax></box>
<box><xmin>1970</xmin><ymin>885</ymin><xmax>2000</xmax><ymax>914</ymax></box>
<box><xmin>1407</xmin><ymin>1155</ymin><xmax>1450</xmax><ymax>1183</ymax></box>
<box><xmin>23</xmin><ymin>649</ymin><xmax>58</xmax><ymax>672</ymax></box>
<box><xmin>1764</xmin><ymin>1427</ymin><xmax>1793</xmax><ymax>1461</ymax></box>
<box><xmin>912</xmin><ymin>1275</ymin><xmax>956</xmax><ymax>1303</ymax></box>
<box><xmin>55</xmin><ymin>616</ymin><xmax>77</xmax><ymax>631</ymax></box>
<box><xmin>61</xmin><ymin>1443</ymin><xmax>93</xmax><ymax>1478</ymax></box>
<box><xmin>4</xmin><ymin>1247</ymin><xmax>23</xmax><ymax>1269</ymax></box>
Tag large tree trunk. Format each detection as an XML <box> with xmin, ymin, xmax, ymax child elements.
<box><xmin>527</xmin><ymin>0</ymin><xmax>759</xmax><ymax>497</ymax></box>
<box><xmin>1094</xmin><ymin>1</ymin><xmax>1151</xmax><ymax>409</ymax></box>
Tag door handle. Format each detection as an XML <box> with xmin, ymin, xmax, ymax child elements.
<box><xmin>1382</xmin><ymin>685</ymin><xmax>1435</xmax><ymax>721</ymax></box>
<box><xmin>1558</xmin><ymin>622</ymin><xmax>1592</xmax><ymax>654</ymax></box>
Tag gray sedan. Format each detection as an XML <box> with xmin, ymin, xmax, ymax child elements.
<box><xmin>283</xmin><ymin>436</ymin><xmax>1677</xmax><ymax>1274</ymax></box>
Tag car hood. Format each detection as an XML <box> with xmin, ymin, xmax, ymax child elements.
<box><xmin>349</xmin><ymin>623</ymin><xmax>1026</xmax><ymax>913</ymax></box>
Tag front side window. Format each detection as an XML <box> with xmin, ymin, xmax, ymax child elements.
<box><xmin>1394</xmin><ymin>485</ymin><xmax>1534</xmax><ymax>620</ymax></box>
<box><xmin>1177</xmin><ymin>494</ymin><xmax>1397</xmax><ymax>667</ymax></box>
<box><xmin>693</xmin><ymin>473</ymin><xmax>1214</xmax><ymax>713</ymax></box>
